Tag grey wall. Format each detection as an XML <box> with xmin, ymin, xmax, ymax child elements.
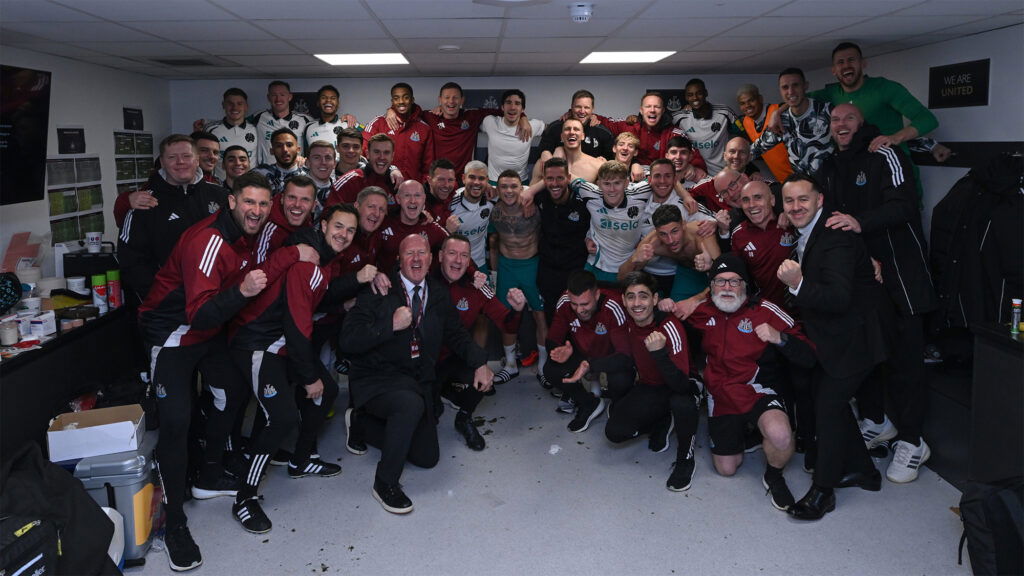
<box><xmin>805</xmin><ymin>24</ymin><xmax>1023</xmax><ymax>235</ymax></box>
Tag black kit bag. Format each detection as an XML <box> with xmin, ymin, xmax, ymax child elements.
<box><xmin>959</xmin><ymin>477</ymin><xmax>1024</xmax><ymax>575</ymax></box>
<box><xmin>0</xmin><ymin>515</ymin><xmax>60</xmax><ymax>576</ymax></box>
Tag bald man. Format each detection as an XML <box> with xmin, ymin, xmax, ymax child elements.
<box><xmin>816</xmin><ymin>102</ymin><xmax>936</xmax><ymax>484</ymax></box>
<box><xmin>339</xmin><ymin>234</ymin><xmax>493</xmax><ymax>514</ymax></box>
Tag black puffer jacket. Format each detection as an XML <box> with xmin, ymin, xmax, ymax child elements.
<box><xmin>930</xmin><ymin>154</ymin><xmax>1023</xmax><ymax>326</ymax></box>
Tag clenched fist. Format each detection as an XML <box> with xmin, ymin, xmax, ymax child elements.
<box><xmin>506</xmin><ymin>288</ymin><xmax>527</xmax><ymax>311</ymax></box>
<box><xmin>240</xmin><ymin>269</ymin><xmax>267</xmax><ymax>297</ymax></box>
<box><xmin>356</xmin><ymin>264</ymin><xmax>378</xmax><ymax>284</ymax></box>
<box><xmin>777</xmin><ymin>259</ymin><xmax>802</xmax><ymax>289</ymax></box>
<box><xmin>393</xmin><ymin>306</ymin><xmax>413</xmax><ymax>331</ymax></box>
<box><xmin>644</xmin><ymin>330</ymin><xmax>666</xmax><ymax>352</ymax></box>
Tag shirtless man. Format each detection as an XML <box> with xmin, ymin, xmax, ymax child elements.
<box><xmin>533</xmin><ymin>118</ymin><xmax>604</xmax><ymax>183</ymax></box>
<box><xmin>487</xmin><ymin>170</ymin><xmax>549</xmax><ymax>384</ymax></box>
<box><xmin>622</xmin><ymin>204</ymin><xmax>720</xmax><ymax>304</ymax></box>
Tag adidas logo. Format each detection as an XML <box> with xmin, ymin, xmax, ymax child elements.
<box><xmin>745</xmin><ymin>242</ymin><xmax>756</xmax><ymax>252</ymax></box>
<box><xmin>168</xmin><ymin>212</ymin><xmax>180</xmax><ymax>221</ymax></box>
<box><xmin>686</xmin><ymin>127</ymin><xmax>696</xmax><ymax>133</ymax></box>
<box><xmin>706</xmin><ymin>318</ymin><xmax>716</xmax><ymax>326</ymax></box>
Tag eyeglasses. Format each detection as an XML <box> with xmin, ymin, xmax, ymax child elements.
<box><xmin>711</xmin><ymin>278</ymin><xmax>744</xmax><ymax>287</ymax></box>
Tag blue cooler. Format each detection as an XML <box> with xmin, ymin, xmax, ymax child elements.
<box><xmin>73</xmin><ymin>431</ymin><xmax>158</xmax><ymax>565</ymax></box>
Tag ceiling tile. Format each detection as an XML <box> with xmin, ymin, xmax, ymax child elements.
<box><xmin>725</xmin><ymin>16</ymin><xmax>864</xmax><ymax>36</ymax></box>
<box><xmin>616</xmin><ymin>18</ymin><xmax>747</xmax><ymax>37</ymax></box>
<box><xmin>0</xmin><ymin>0</ymin><xmax>97</xmax><ymax>22</ymax></box>
<box><xmin>382</xmin><ymin>18</ymin><xmax>503</xmax><ymax>38</ymax></box>
<box><xmin>224</xmin><ymin>54</ymin><xmax>326</xmax><ymax>67</ymax></box>
<box><xmin>594</xmin><ymin>37</ymin><xmax>706</xmax><ymax>51</ymax></box>
<box><xmin>0</xmin><ymin>28</ymin><xmax>48</xmax><ymax>43</ymax></box>
<box><xmin>504</xmin><ymin>18</ymin><xmax>621</xmax><ymax>37</ymax></box>
<box><xmin>126</xmin><ymin>20</ymin><xmax>274</xmax><ymax>41</ymax></box>
<box><xmin>768</xmin><ymin>1</ymin><xmax>920</xmax><ymax>17</ymax></box>
<box><xmin>496</xmin><ymin>51</ymin><xmax>585</xmax><ymax>64</ymax></box>
<box><xmin>833</xmin><ymin>15</ymin><xmax>990</xmax><ymax>37</ymax></box>
<box><xmin>186</xmin><ymin>40</ymin><xmax>304</xmax><ymax>55</ymax></box>
<box><xmin>500</xmin><ymin>37</ymin><xmax>601</xmax><ymax>52</ymax></box>
<box><xmin>404</xmin><ymin>52</ymin><xmax>496</xmax><ymax>65</ymax></box>
<box><xmin>70</xmin><ymin>0</ymin><xmax>235</xmax><ymax>21</ymax></box>
<box><xmin>932</xmin><ymin>15</ymin><xmax>1024</xmax><ymax>36</ymax></box>
<box><xmin>640</xmin><ymin>0</ymin><xmax>789</xmax><ymax>19</ymax></box>
<box><xmin>210</xmin><ymin>0</ymin><xmax>370</xmax><ymax>19</ymax></box>
<box><xmin>70</xmin><ymin>41</ymin><xmax>203</xmax><ymax>57</ymax></box>
<box><xmin>690</xmin><ymin>36</ymin><xmax>800</xmax><ymax>51</ymax></box>
<box><xmin>365</xmin><ymin>1</ymin><xmax>503</xmax><ymax>19</ymax></box>
<box><xmin>255</xmin><ymin>19</ymin><xmax>385</xmax><ymax>40</ymax></box>
<box><xmin>396</xmin><ymin>37</ymin><xmax>499</xmax><ymax>53</ymax></box>
<box><xmin>288</xmin><ymin>38</ymin><xmax>400</xmax><ymax>53</ymax></box>
<box><xmin>2</xmin><ymin>21</ymin><xmax>157</xmax><ymax>41</ymax></box>
<box><xmin>499</xmin><ymin>1</ymin><xmax>651</xmax><ymax>20</ymax></box>
<box><xmin>894</xmin><ymin>0</ymin><xmax>1024</xmax><ymax>16</ymax></box>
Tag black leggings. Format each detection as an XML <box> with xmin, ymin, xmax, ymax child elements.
<box><xmin>150</xmin><ymin>338</ymin><xmax>246</xmax><ymax>528</ymax></box>
<box><xmin>605</xmin><ymin>385</ymin><xmax>700</xmax><ymax>460</ymax></box>
<box><xmin>231</xmin><ymin>350</ymin><xmax>339</xmax><ymax>496</ymax></box>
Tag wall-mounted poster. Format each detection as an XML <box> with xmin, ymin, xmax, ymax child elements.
<box><xmin>928</xmin><ymin>59</ymin><xmax>990</xmax><ymax>109</ymax></box>
<box><xmin>57</xmin><ymin>127</ymin><xmax>86</xmax><ymax>154</ymax></box>
<box><xmin>0</xmin><ymin>64</ymin><xmax>52</xmax><ymax>205</ymax></box>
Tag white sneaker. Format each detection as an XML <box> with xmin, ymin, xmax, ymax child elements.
<box><xmin>859</xmin><ymin>416</ymin><xmax>897</xmax><ymax>449</ymax></box>
<box><xmin>886</xmin><ymin>439</ymin><xmax>931</xmax><ymax>483</ymax></box>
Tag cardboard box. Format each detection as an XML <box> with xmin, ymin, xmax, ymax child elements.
<box><xmin>47</xmin><ymin>404</ymin><xmax>145</xmax><ymax>462</ymax></box>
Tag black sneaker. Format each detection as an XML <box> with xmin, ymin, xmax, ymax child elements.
<box><xmin>648</xmin><ymin>414</ymin><xmax>675</xmax><ymax>454</ymax></box>
<box><xmin>763</xmin><ymin>472</ymin><xmax>795</xmax><ymax>511</ymax></box>
<box><xmin>372</xmin><ymin>478</ymin><xmax>413</xmax><ymax>514</ymax></box>
<box><xmin>567</xmin><ymin>395</ymin><xmax>605</xmax><ymax>433</ymax></box>
<box><xmin>165</xmin><ymin>524</ymin><xmax>202</xmax><ymax>572</ymax></box>
<box><xmin>345</xmin><ymin>408</ymin><xmax>367</xmax><ymax>455</ymax></box>
<box><xmin>232</xmin><ymin>497</ymin><xmax>272</xmax><ymax>534</ymax></box>
<box><xmin>191</xmin><ymin>473</ymin><xmax>240</xmax><ymax>500</ymax></box>
<box><xmin>269</xmin><ymin>449</ymin><xmax>292</xmax><ymax>467</ymax></box>
<box><xmin>667</xmin><ymin>458</ymin><xmax>695</xmax><ymax>492</ymax></box>
<box><xmin>288</xmin><ymin>458</ymin><xmax>342</xmax><ymax>478</ymax></box>
<box><xmin>454</xmin><ymin>411</ymin><xmax>486</xmax><ymax>451</ymax></box>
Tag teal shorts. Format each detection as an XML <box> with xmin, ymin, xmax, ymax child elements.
<box><xmin>670</xmin><ymin>265</ymin><xmax>708</xmax><ymax>301</ymax></box>
<box><xmin>584</xmin><ymin>263</ymin><xmax>620</xmax><ymax>287</ymax></box>
<box><xmin>498</xmin><ymin>254</ymin><xmax>543</xmax><ymax>311</ymax></box>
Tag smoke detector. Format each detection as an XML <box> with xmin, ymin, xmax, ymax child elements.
<box><xmin>570</xmin><ymin>2</ymin><xmax>593</xmax><ymax>23</ymax></box>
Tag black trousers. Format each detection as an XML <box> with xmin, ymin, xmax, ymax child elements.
<box><xmin>543</xmin><ymin>352</ymin><xmax>634</xmax><ymax>403</ymax></box>
<box><xmin>435</xmin><ymin>355</ymin><xmax>484</xmax><ymax>415</ymax></box>
<box><xmin>231</xmin><ymin>350</ymin><xmax>339</xmax><ymax>493</ymax></box>
<box><xmin>150</xmin><ymin>337</ymin><xmax>245</xmax><ymax>528</ymax></box>
<box><xmin>855</xmin><ymin>311</ymin><xmax>927</xmax><ymax>443</ymax></box>
<box><xmin>813</xmin><ymin>365</ymin><xmax>877</xmax><ymax>488</ymax></box>
<box><xmin>361</xmin><ymin>385</ymin><xmax>440</xmax><ymax>486</ymax></box>
<box><xmin>605</xmin><ymin>384</ymin><xmax>700</xmax><ymax>459</ymax></box>
<box><xmin>536</xmin><ymin>263</ymin><xmax>571</xmax><ymax>325</ymax></box>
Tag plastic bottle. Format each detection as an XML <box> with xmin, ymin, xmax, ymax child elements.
<box><xmin>106</xmin><ymin>269</ymin><xmax>122</xmax><ymax>311</ymax></box>
<box><xmin>91</xmin><ymin>273</ymin><xmax>108</xmax><ymax>314</ymax></box>
<box><xmin>1011</xmin><ymin>298</ymin><xmax>1021</xmax><ymax>336</ymax></box>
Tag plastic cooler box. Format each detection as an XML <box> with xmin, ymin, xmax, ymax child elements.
<box><xmin>73</xmin><ymin>430</ymin><xmax>158</xmax><ymax>564</ymax></box>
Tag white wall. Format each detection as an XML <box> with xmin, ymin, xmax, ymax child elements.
<box><xmin>0</xmin><ymin>46</ymin><xmax>171</xmax><ymax>276</ymax></box>
<box><xmin>169</xmin><ymin>74</ymin><xmax>776</xmax><ymax>137</ymax></box>
<box><xmin>807</xmin><ymin>24</ymin><xmax>1024</xmax><ymax>235</ymax></box>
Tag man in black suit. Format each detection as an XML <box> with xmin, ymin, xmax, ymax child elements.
<box><xmin>777</xmin><ymin>173</ymin><xmax>888</xmax><ymax>521</ymax></box>
<box><xmin>339</xmin><ymin>234</ymin><xmax>493</xmax><ymax>514</ymax></box>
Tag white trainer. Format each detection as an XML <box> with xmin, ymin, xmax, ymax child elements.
<box><xmin>886</xmin><ymin>439</ymin><xmax>931</xmax><ymax>483</ymax></box>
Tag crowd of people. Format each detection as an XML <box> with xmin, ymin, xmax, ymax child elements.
<box><xmin>115</xmin><ymin>41</ymin><xmax>948</xmax><ymax>572</ymax></box>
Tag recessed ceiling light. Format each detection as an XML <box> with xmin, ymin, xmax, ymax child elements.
<box><xmin>474</xmin><ymin>0</ymin><xmax>551</xmax><ymax>6</ymax></box>
<box><xmin>438</xmin><ymin>45</ymin><xmax>461</xmax><ymax>52</ymax></box>
<box><xmin>314</xmin><ymin>53</ymin><xmax>408</xmax><ymax>66</ymax></box>
<box><xmin>580</xmin><ymin>51</ymin><xmax>676</xmax><ymax>64</ymax></box>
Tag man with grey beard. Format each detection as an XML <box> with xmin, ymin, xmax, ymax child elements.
<box><xmin>682</xmin><ymin>253</ymin><xmax>815</xmax><ymax>512</ymax></box>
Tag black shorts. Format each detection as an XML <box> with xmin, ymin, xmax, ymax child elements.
<box><xmin>708</xmin><ymin>395</ymin><xmax>786</xmax><ymax>456</ymax></box>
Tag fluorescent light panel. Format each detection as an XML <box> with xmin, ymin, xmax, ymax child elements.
<box><xmin>315</xmin><ymin>53</ymin><xmax>408</xmax><ymax>66</ymax></box>
<box><xmin>580</xmin><ymin>51</ymin><xmax>675</xmax><ymax>64</ymax></box>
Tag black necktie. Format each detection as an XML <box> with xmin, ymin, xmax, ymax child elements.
<box><xmin>411</xmin><ymin>285</ymin><xmax>422</xmax><ymax>327</ymax></box>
